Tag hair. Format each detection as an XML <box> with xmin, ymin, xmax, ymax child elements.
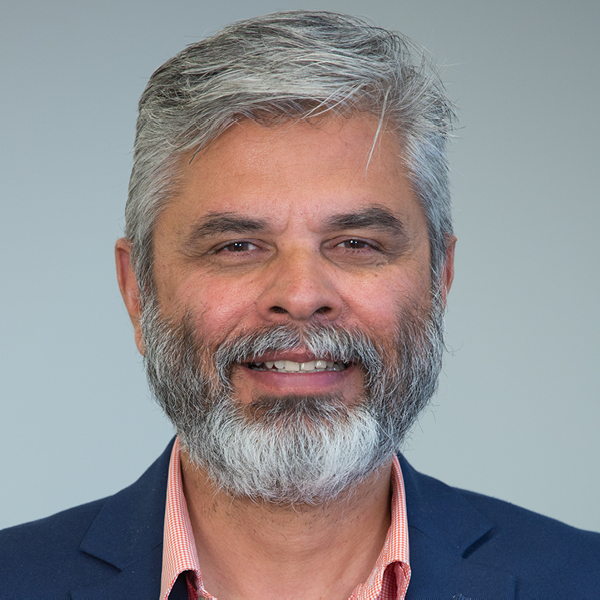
<box><xmin>124</xmin><ymin>11</ymin><xmax>456</xmax><ymax>299</ymax></box>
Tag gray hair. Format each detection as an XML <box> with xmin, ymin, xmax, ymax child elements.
<box><xmin>141</xmin><ymin>297</ymin><xmax>445</xmax><ymax>504</ymax></box>
<box><xmin>125</xmin><ymin>11</ymin><xmax>456</xmax><ymax>298</ymax></box>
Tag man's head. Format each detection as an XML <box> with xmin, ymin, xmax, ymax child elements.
<box><xmin>116</xmin><ymin>11</ymin><xmax>456</xmax><ymax>505</ymax></box>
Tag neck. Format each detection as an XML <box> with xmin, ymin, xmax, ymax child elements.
<box><xmin>180</xmin><ymin>451</ymin><xmax>393</xmax><ymax>600</ymax></box>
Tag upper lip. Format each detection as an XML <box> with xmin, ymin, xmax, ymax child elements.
<box><xmin>245</xmin><ymin>351</ymin><xmax>334</xmax><ymax>364</ymax></box>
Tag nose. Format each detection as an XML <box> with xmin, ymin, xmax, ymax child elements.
<box><xmin>256</xmin><ymin>247</ymin><xmax>343</xmax><ymax>323</ymax></box>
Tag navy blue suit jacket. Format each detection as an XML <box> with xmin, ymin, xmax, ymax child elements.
<box><xmin>1</xmin><ymin>439</ymin><xmax>599</xmax><ymax>598</ymax></box>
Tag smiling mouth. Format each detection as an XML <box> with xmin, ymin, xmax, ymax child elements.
<box><xmin>244</xmin><ymin>360</ymin><xmax>349</xmax><ymax>373</ymax></box>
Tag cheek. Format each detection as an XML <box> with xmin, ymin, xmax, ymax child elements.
<box><xmin>341</xmin><ymin>270</ymin><xmax>431</xmax><ymax>334</ymax></box>
<box><xmin>346</xmin><ymin>293</ymin><xmax>399</xmax><ymax>335</ymax></box>
<box><xmin>174</xmin><ymin>275</ymin><xmax>261</xmax><ymax>339</ymax></box>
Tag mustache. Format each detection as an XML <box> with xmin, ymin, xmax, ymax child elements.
<box><xmin>212</xmin><ymin>323</ymin><xmax>387</xmax><ymax>388</ymax></box>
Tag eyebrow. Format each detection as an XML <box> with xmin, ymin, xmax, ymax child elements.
<box><xmin>185</xmin><ymin>212</ymin><xmax>270</xmax><ymax>243</ymax></box>
<box><xmin>323</xmin><ymin>206</ymin><xmax>404</xmax><ymax>235</ymax></box>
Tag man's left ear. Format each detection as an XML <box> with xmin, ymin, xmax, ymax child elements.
<box><xmin>115</xmin><ymin>238</ymin><xmax>145</xmax><ymax>355</ymax></box>
<box><xmin>441</xmin><ymin>235</ymin><xmax>457</xmax><ymax>307</ymax></box>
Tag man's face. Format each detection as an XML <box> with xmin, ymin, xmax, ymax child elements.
<box><xmin>117</xmin><ymin>115</ymin><xmax>454</xmax><ymax>503</ymax></box>
<box><xmin>150</xmin><ymin>116</ymin><xmax>438</xmax><ymax>403</ymax></box>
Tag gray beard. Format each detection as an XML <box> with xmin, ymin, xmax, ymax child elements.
<box><xmin>141</xmin><ymin>295</ymin><xmax>445</xmax><ymax>506</ymax></box>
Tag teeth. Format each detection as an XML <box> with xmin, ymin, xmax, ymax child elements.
<box><xmin>250</xmin><ymin>359</ymin><xmax>347</xmax><ymax>373</ymax></box>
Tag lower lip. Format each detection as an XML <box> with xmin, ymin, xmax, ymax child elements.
<box><xmin>239</xmin><ymin>364</ymin><xmax>357</xmax><ymax>393</ymax></box>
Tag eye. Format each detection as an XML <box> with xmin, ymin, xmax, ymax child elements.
<box><xmin>217</xmin><ymin>241</ymin><xmax>259</xmax><ymax>253</ymax></box>
<box><xmin>336</xmin><ymin>239</ymin><xmax>375</xmax><ymax>250</ymax></box>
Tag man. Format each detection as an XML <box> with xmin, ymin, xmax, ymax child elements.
<box><xmin>1</xmin><ymin>11</ymin><xmax>598</xmax><ymax>599</ymax></box>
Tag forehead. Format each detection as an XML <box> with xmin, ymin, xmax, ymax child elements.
<box><xmin>159</xmin><ymin>115</ymin><xmax>425</xmax><ymax>235</ymax></box>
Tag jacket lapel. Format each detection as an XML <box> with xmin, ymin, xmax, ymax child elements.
<box><xmin>70</xmin><ymin>439</ymin><xmax>175</xmax><ymax>599</ymax></box>
<box><xmin>400</xmin><ymin>455</ymin><xmax>517</xmax><ymax>598</ymax></box>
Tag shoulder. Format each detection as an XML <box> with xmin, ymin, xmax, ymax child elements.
<box><xmin>460</xmin><ymin>483</ymin><xmax>600</xmax><ymax>544</ymax></box>
<box><xmin>399</xmin><ymin>455</ymin><xmax>600</xmax><ymax>597</ymax></box>
<box><xmin>0</xmin><ymin>439</ymin><xmax>174</xmax><ymax>598</ymax></box>
<box><xmin>457</xmin><ymin>486</ymin><xmax>600</xmax><ymax>590</ymax></box>
<box><xmin>0</xmin><ymin>497</ymin><xmax>117</xmax><ymax>597</ymax></box>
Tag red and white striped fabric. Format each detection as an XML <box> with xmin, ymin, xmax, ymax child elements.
<box><xmin>160</xmin><ymin>437</ymin><xmax>411</xmax><ymax>599</ymax></box>
<box><xmin>160</xmin><ymin>437</ymin><xmax>203</xmax><ymax>600</ymax></box>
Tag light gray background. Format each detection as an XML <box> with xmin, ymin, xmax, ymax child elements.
<box><xmin>1</xmin><ymin>0</ymin><xmax>598</xmax><ymax>532</ymax></box>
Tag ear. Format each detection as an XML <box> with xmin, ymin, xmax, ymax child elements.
<box><xmin>440</xmin><ymin>235</ymin><xmax>457</xmax><ymax>307</ymax></box>
<box><xmin>115</xmin><ymin>238</ymin><xmax>145</xmax><ymax>355</ymax></box>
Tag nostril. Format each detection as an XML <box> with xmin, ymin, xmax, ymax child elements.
<box><xmin>270</xmin><ymin>306</ymin><xmax>287</xmax><ymax>314</ymax></box>
<box><xmin>269</xmin><ymin>305</ymin><xmax>331</xmax><ymax>316</ymax></box>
